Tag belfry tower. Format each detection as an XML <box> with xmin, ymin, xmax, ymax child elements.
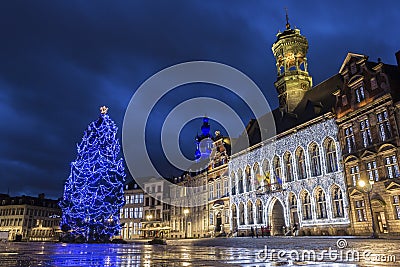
<box><xmin>272</xmin><ymin>11</ymin><xmax>312</xmax><ymax>113</ymax></box>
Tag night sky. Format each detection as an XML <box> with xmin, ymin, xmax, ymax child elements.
<box><xmin>0</xmin><ymin>1</ymin><xmax>399</xmax><ymax>199</ymax></box>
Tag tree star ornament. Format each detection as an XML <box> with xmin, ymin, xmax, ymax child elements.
<box><xmin>100</xmin><ymin>106</ymin><xmax>108</xmax><ymax>114</ymax></box>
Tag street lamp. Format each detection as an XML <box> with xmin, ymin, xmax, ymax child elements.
<box><xmin>146</xmin><ymin>214</ymin><xmax>153</xmax><ymax>238</ymax></box>
<box><xmin>357</xmin><ymin>179</ymin><xmax>378</xmax><ymax>238</ymax></box>
<box><xmin>184</xmin><ymin>209</ymin><xmax>189</xmax><ymax>239</ymax></box>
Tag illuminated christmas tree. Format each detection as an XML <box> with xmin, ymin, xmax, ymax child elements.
<box><xmin>59</xmin><ymin>106</ymin><xmax>126</xmax><ymax>242</ymax></box>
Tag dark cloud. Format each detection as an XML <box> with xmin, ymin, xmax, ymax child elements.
<box><xmin>0</xmin><ymin>1</ymin><xmax>399</xmax><ymax>198</ymax></box>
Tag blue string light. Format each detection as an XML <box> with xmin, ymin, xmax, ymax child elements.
<box><xmin>59</xmin><ymin>107</ymin><xmax>126</xmax><ymax>242</ymax></box>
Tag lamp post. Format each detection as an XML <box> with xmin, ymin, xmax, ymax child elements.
<box><xmin>358</xmin><ymin>179</ymin><xmax>378</xmax><ymax>238</ymax></box>
<box><xmin>146</xmin><ymin>214</ymin><xmax>153</xmax><ymax>238</ymax></box>
<box><xmin>184</xmin><ymin>209</ymin><xmax>189</xmax><ymax>239</ymax></box>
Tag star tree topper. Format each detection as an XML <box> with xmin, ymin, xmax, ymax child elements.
<box><xmin>100</xmin><ymin>106</ymin><xmax>108</xmax><ymax>114</ymax></box>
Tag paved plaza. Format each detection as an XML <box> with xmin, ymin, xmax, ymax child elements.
<box><xmin>0</xmin><ymin>237</ymin><xmax>399</xmax><ymax>266</ymax></box>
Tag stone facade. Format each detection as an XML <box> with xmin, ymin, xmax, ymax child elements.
<box><xmin>335</xmin><ymin>52</ymin><xmax>400</xmax><ymax>236</ymax></box>
<box><xmin>141</xmin><ymin>178</ymin><xmax>171</xmax><ymax>238</ymax></box>
<box><xmin>0</xmin><ymin>194</ymin><xmax>61</xmax><ymax>241</ymax></box>
<box><xmin>120</xmin><ymin>181</ymin><xmax>144</xmax><ymax>239</ymax></box>
<box><xmin>229</xmin><ymin>117</ymin><xmax>350</xmax><ymax>236</ymax></box>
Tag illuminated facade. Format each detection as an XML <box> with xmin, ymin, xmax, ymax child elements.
<box><xmin>127</xmin><ymin>22</ymin><xmax>400</xmax><ymax>239</ymax></box>
<box><xmin>207</xmin><ymin>132</ymin><xmax>231</xmax><ymax>237</ymax></box>
<box><xmin>169</xmin><ymin>122</ymin><xmax>231</xmax><ymax>238</ymax></box>
<box><xmin>229</xmin><ymin>20</ymin><xmax>351</xmax><ymax>236</ymax></box>
<box><xmin>141</xmin><ymin>178</ymin><xmax>171</xmax><ymax>238</ymax></box>
<box><xmin>229</xmin><ymin>117</ymin><xmax>350</xmax><ymax>236</ymax></box>
<box><xmin>0</xmin><ymin>194</ymin><xmax>61</xmax><ymax>241</ymax></box>
<box><xmin>334</xmin><ymin>52</ymin><xmax>400</xmax><ymax>236</ymax></box>
<box><xmin>120</xmin><ymin>181</ymin><xmax>144</xmax><ymax>239</ymax></box>
<box><xmin>170</xmin><ymin>171</ymin><xmax>208</xmax><ymax>238</ymax></box>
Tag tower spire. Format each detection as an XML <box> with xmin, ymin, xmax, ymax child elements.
<box><xmin>285</xmin><ymin>7</ymin><xmax>290</xmax><ymax>30</ymax></box>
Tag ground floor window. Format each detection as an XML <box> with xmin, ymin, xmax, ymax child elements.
<box><xmin>224</xmin><ymin>209</ymin><xmax>229</xmax><ymax>224</ymax></box>
<box><xmin>355</xmin><ymin>200</ymin><xmax>367</xmax><ymax>222</ymax></box>
<box><xmin>394</xmin><ymin>195</ymin><xmax>400</xmax><ymax>220</ymax></box>
<box><xmin>302</xmin><ymin>192</ymin><xmax>312</xmax><ymax>220</ymax></box>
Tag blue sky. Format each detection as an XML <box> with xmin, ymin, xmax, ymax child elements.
<box><xmin>0</xmin><ymin>1</ymin><xmax>399</xmax><ymax>198</ymax></box>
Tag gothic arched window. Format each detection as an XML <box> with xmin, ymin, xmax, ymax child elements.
<box><xmin>247</xmin><ymin>201</ymin><xmax>254</xmax><ymax>224</ymax></box>
<box><xmin>256</xmin><ymin>199</ymin><xmax>263</xmax><ymax>224</ymax></box>
<box><xmin>239</xmin><ymin>202</ymin><xmax>245</xmax><ymax>225</ymax></box>
<box><xmin>273</xmin><ymin>156</ymin><xmax>282</xmax><ymax>184</ymax></box>
<box><xmin>245</xmin><ymin>165</ymin><xmax>252</xmax><ymax>192</ymax></box>
<box><xmin>332</xmin><ymin>187</ymin><xmax>344</xmax><ymax>218</ymax></box>
<box><xmin>296</xmin><ymin>147</ymin><xmax>307</xmax><ymax>179</ymax></box>
<box><xmin>309</xmin><ymin>143</ymin><xmax>322</xmax><ymax>176</ymax></box>
<box><xmin>253</xmin><ymin>163</ymin><xmax>260</xmax><ymax>190</ymax></box>
<box><xmin>324</xmin><ymin>138</ymin><xmax>338</xmax><ymax>173</ymax></box>
<box><xmin>315</xmin><ymin>188</ymin><xmax>327</xmax><ymax>219</ymax></box>
<box><xmin>284</xmin><ymin>152</ymin><xmax>294</xmax><ymax>182</ymax></box>
<box><xmin>302</xmin><ymin>191</ymin><xmax>312</xmax><ymax>220</ymax></box>
<box><xmin>230</xmin><ymin>171</ymin><xmax>236</xmax><ymax>195</ymax></box>
<box><xmin>262</xmin><ymin>159</ymin><xmax>271</xmax><ymax>191</ymax></box>
<box><xmin>238</xmin><ymin>169</ymin><xmax>244</xmax><ymax>194</ymax></box>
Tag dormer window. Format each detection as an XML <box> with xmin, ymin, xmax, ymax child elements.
<box><xmin>350</xmin><ymin>62</ymin><xmax>357</xmax><ymax>74</ymax></box>
<box><xmin>355</xmin><ymin>86</ymin><xmax>365</xmax><ymax>103</ymax></box>
<box><xmin>371</xmin><ymin>78</ymin><xmax>378</xmax><ymax>90</ymax></box>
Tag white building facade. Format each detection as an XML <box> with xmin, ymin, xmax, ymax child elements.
<box><xmin>229</xmin><ymin>116</ymin><xmax>350</xmax><ymax>236</ymax></box>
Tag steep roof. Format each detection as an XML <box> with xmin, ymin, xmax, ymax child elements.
<box><xmin>232</xmin><ymin>73</ymin><xmax>343</xmax><ymax>153</ymax></box>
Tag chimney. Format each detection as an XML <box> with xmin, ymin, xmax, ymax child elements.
<box><xmin>396</xmin><ymin>50</ymin><xmax>400</xmax><ymax>70</ymax></box>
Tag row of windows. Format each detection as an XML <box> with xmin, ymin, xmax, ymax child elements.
<box><xmin>209</xmin><ymin>179</ymin><xmax>229</xmax><ymax>200</ymax></box>
<box><xmin>0</xmin><ymin>208</ymin><xmax>60</xmax><ymax>218</ymax></box>
<box><xmin>29</xmin><ymin>229</ymin><xmax>54</xmax><ymax>237</ymax></box>
<box><xmin>232</xmin><ymin>187</ymin><xmax>344</xmax><ymax>225</ymax></box>
<box><xmin>125</xmin><ymin>194</ymin><xmax>144</xmax><ymax>205</ymax></box>
<box><xmin>349</xmin><ymin>154</ymin><xmax>399</xmax><ymax>186</ymax></box>
<box><xmin>120</xmin><ymin>207</ymin><xmax>143</xmax><ymax>219</ymax></box>
<box><xmin>355</xmin><ymin>195</ymin><xmax>400</xmax><ymax>222</ymax></box>
<box><xmin>145</xmin><ymin>185</ymin><xmax>162</xmax><ymax>193</ymax></box>
<box><xmin>0</xmin><ymin>218</ymin><xmax>58</xmax><ymax>227</ymax></box>
<box><xmin>121</xmin><ymin>222</ymin><xmax>142</xmax><ymax>238</ymax></box>
<box><xmin>0</xmin><ymin>208</ymin><xmax>24</xmax><ymax>216</ymax></box>
<box><xmin>0</xmin><ymin>199</ymin><xmax>58</xmax><ymax>208</ymax></box>
<box><xmin>232</xmin><ymin>138</ymin><xmax>339</xmax><ymax>195</ymax></box>
<box><xmin>145</xmin><ymin>197</ymin><xmax>161</xmax><ymax>207</ymax></box>
<box><xmin>344</xmin><ymin>110</ymin><xmax>392</xmax><ymax>153</ymax></box>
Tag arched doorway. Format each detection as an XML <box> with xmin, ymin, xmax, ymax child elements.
<box><xmin>269</xmin><ymin>198</ymin><xmax>285</xmax><ymax>235</ymax></box>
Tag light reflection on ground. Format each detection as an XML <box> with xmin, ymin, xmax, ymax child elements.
<box><xmin>0</xmin><ymin>237</ymin><xmax>398</xmax><ymax>266</ymax></box>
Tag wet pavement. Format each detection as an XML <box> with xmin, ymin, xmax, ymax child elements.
<box><xmin>0</xmin><ymin>236</ymin><xmax>399</xmax><ymax>266</ymax></box>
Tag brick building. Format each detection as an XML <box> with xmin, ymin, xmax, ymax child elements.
<box><xmin>334</xmin><ymin>52</ymin><xmax>400</xmax><ymax>236</ymax></box>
